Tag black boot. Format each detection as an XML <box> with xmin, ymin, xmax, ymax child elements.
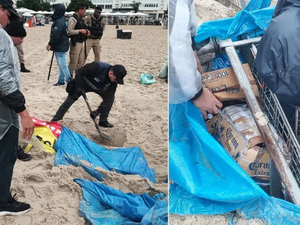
<box><xmin>20</xmin><ymin>63</ymin><xmax>30</xmax><ymax>73</ymax></box>
<box><xmin>17</xmin><ymin>146</ymin><xmax>32</xmax><ymax>161</ymax></box>
<box><xmin>99</xmin><ymin>121</ymin><xmax>114</xmax><ymax>128</ymax></box>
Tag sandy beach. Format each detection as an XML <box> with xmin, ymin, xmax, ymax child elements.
<box><xmin>0</xmin><ymin>24</ymin><xmax>168</xmax><ymax>224</ymax></box>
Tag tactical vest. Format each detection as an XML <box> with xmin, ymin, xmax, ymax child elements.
<box><xmin>72</xmin><ymin>13</ymin><xmax>87</xmax><ymax>43</ymax></box>
<box><xmin>90</xmin><ymin>17</ymin><xmax>103</xmax><ymax>39</ymax></box>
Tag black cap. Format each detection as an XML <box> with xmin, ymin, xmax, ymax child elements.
<box><xmin>112</xmin><ymin>65</ymin><xmax>127</xmax><ymax>84</ymax></box>
<box><xmin>0</xmin><ymin>0</ymin><xmax>19</xmax><ymax>20</ymax></box>
<box><xmin>5</xmin><ymin>20</ymin><xmax>26</xmax><ymax>37</ymax></box>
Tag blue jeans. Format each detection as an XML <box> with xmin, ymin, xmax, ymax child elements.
<box><xmin>55</xmin><ymin>52</ymin><xmax>70</xmax><ymax>84</ymax></box>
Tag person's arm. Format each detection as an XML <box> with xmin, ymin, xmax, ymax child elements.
<box><xmin>101</xmin><ymin>17</ymin><xmax>106</xmax><ymax>31</ymax></box>
<box><xmin>169</xmin><ymin>0</ymin><xmax>222</xmax><ymax>118</ymax></box>
<box><xmin>0</xmin><ymin>33</ymin><xmax>34</xmax><ymax>139</ymax></box>
<box><xmin>169</xmin><ymin>0</ymin><xmax>202</xmax><ymax>104</ymax></box>
<box><xmin>84</xmin><ymin>15</ymin><xmax>91</xmax><ymax>27</ymax></box>
<box><xmin>84</xmin><ymin>16</ymin><xmax>92</xmax><ymax>36</ymax></box>
<box><xmin>68</xmin><ymin>17</ymin><xmax>87</xmax><ymax>36</ymax></box>
<box><xmin>190</xmin><ymin>3</ymin><xmax>203</xmax><ymax>74</ymax></box>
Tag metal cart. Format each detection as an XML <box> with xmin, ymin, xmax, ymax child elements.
<box><xmin>198</xmin><ymin>34</ymin><xmax>300</xmax><ymax>205</ymax></box>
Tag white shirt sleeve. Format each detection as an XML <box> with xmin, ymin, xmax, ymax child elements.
<box><xmin>169</xmin><ymin>0</ymin><xmax>202</xmax><ymax>104</ymax></box>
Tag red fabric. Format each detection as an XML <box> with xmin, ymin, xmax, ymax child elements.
<box><xmin>31</xmin><ymin>117</ymin><xmax>62</xmax><ymax>138</ymax></box>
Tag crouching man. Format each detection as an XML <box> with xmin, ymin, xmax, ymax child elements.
<box><xmin>51</xmin><ymin>61</ymin><xmax>127</xmax><ymax>128</ymax></box>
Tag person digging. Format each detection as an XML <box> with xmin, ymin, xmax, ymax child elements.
<box><xmin>51</xmin><ymin>61</ymin><xmax>127</xmax><ymax>128</ymax></box>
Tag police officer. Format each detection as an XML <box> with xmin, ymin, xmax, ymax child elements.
<box><xmin>68</xmin><ymin>3</ymin><xmax>90</xmax><ymax>77</ymax></box>
<box><xmin>51</xmin><ymin>61</ymin><xmax>127</xmax><ymax>128</ymax></box>
<box><xmin>85</xmin><ymin>7</ymin><xmax>105</xmax><ymax>63</ymax></box>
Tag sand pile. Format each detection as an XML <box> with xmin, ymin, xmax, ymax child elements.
<box><xmin>0</xmin><ymin>24</ymin><xmax>167</xmax><ymax>224</ymax></box>
<box><xmin>170</xmin><ymin>214</ymin><xmax>267</xmax><ymax>225</ymax></box>
<box><xmin>194</xmin><ymin>0</ymin><xmax>239</xmax><ymax>25</ymax></box>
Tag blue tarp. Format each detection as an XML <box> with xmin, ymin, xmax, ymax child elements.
<box><xmin>169</xmin><ymin>101</ymin><xmax>300</xmax><ymax>224</ymax></box>
<box><xmin>54</xmin><ymin>126</ymin><xmax>156</xmax><ymax>183</ymax></box>
<box><xmin>74</xmin><ymin>179</ymin><xmax>168</xmax><ymax>225</ymax></box>
<box><xmin>194</xmin><ymin>0</ymin><xmax>274</xmax><ymax>44</ymax></box>
<box><xmin>211</xmin><ymin>52</ymin><xmax>244</xmax><ymax>71</ymax></box>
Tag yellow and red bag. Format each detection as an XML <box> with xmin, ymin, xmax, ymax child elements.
<box><xmin>24</xmin><ymin>117</ymin><xmax>62</xmax><ymax>154</ymax></box>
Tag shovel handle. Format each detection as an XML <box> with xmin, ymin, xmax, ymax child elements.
<box><xmin>82</xmin><ymin>93</ymin><xmax>111</xmax><ymax>141</ymax></box>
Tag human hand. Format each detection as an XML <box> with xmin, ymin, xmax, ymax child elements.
<box><xmin>46</xmin><ymin>44</ymin><xmax>51</xmax><ymax>51</ymax></box>
<box><xmin>79</xmin><ymin>29</ymin><xmax>88</xmax><ymax>34</ymax></box>
<box><xmin>90</xmin><ymin>110</ymin><xmax>100</xmax><ymax>119</ymax></box>
<box><xmin>193</xmin><ymin>88</ymin><xmax>223</xmax><ymax>120</ymax></box>
<box><xmin>18</xmin><ymin>109</ymin><xmax>34</xmax><ymax>140</ymax></box>
<box><xmin>87</xmin><ymin>30</ymin><xmax>91</xmax><ymax>36</ymax></box>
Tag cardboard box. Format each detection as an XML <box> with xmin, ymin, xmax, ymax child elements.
<box><xmin>205</xmin><ymin>114</ymin><xmax>220</xmax><ymax>135</ymax></box>
<box><xmin>201</xmin><ymin>63</ymin><xmax>259</xmax><ymax>101</ymax></box>
<box><xmin>214</xmin><ymin>105</ymin><xmax>270</xmax><ymax>181</ymax></box>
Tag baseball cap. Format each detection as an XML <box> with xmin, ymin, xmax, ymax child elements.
<box><xmin>112</xmin><ymin>65</ymin><xmax>127</xmax><ymax>85</ymax></box>
<box><xmin>5</xmin><ymin>20</ymin><xmax>26</xmax><ymax>37</ymax></box>
<box><xmin>0</xmin><ymin>0</ymin><xmax>19</xmax><ymax>20</ymax></box>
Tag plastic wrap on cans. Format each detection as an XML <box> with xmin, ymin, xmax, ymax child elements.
<box><xmin>213</xmin><ymin>104</ymin><xmax>269</xmax><ymax>181</ymax></box>
<box><xmin>18</xmin><ymin>128</ymin><xmax>46</xmax><ymax>152</ymax></box>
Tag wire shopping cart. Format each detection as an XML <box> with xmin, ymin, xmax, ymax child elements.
<box><xmin>198</xmin><ymin>35</ymin><xmax>300</xmax><ymax>205</ymax></box>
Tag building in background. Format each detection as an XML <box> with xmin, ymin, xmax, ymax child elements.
<box><xmin>42</xmin><ymin>0</ymin><xmax>167</xmax><ymax>19</ymax></box>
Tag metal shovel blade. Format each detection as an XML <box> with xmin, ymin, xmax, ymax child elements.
<box><xmin>82</xmin><ymin>93</ymin><xmax>112</xmax><ymax>141</ymax></box>
<box><xmin>92</xmin><ymin>118</ymin><xmax>112</xmax><ymax>141</ymax></box>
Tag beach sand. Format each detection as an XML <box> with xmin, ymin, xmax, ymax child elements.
<box><xmin>0</xmin><ymin>24</ymin><xmax>168</xmax><ymax>224</ymax></box>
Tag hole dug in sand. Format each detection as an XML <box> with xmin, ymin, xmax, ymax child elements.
<box><xmin>91</xmin><ymin>128</ymin><xmax>126</xmax><ymax>147</ymax></box>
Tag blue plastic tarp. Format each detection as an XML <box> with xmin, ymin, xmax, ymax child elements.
<box><xmin>169</xmin><ymin>101</ymin><xmax>300</xmax><ymax>224</ymax></box>
<box><xmin>74</xmin><ymin>178</ymin><xmax>168</xmax><ymax>225</ymax></box>
<box><xmin>54</xmin><ymin>126</ymin><xmax>156</xmax><ymax>183</ymax></box>
<box><xmin>211</xmin><ymin>52</ymin><xmax>244</xmax><ymax>71</ymax></box>
<box><xmin>244</xmin><ymin>0</ymin><xmax>271</xmax><ymax>11</ymax></box>
<box><xmin>194</xmin><ymin>4</ymin><xmax>275</xmax><ymax>44</ymax></box>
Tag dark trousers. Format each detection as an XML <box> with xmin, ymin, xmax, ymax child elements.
<box><xmin>279</xmin><ymin>99</ymin><xmax>296</xmax><ymax>133</ymax></box>
<box><xmin>0</xmin><ymin>126</ymin><xmax>18</xmax><ymax>206</ymax></box>
<box><xmin>52</xmin><ymin>82</ymin><xmax>116</xmax><ymax>123</ymax></box>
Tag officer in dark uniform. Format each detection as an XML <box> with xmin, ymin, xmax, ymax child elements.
<box><xmin>51</xmin><ymin>62</ymin><xmax>127</xmax><ymax>128</ymax></box>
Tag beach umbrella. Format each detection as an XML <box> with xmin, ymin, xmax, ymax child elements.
<box><xmin>111</xmin><ymin>12</ymin><xmax>124</xmax><ymax>16</ymax></box>
<box><xmin>16</xmin><ymin>7</ymin><xmax>31</xmax><ymax>13</ymax></box>
<box><xmin>27</xmin><ymin>10</ymin><xmax>37</xmax><ymax>14</ymax></box>
<box><xmin>86</xmin><ymin>8</ymin><xmax>95</xmax><ymax>13</ymax></box>
<box><xmin>102</xmin><ymin>12</ymin><xmax>112</xmax><ymax>16</ymax></box>
<box><xmin>65</xmin><ymin>11</ymin><xmax>74</xmax><ymax>15</ymax></box>
<box><xmin>124</xmin><ymin>12</ymin><xmax>135</xmax><ymax>16</ymax></box>
<box><xmin>22</xmin><ymin>12</ymin><xmax>33</xmax><ymax>17</ymax></box>
<box><xmin>42</xmin><ymin>11</ymin><xmax>53</xmax><ymax>15</ymax></box>
<box><xmin>133</xmin><ymin>12</ymin><xmax>148</xmax><ymax>17</ymax></box>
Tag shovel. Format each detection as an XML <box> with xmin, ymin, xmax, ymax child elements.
<box><xmin>82</xmin><ymin>92</ymin><xmax>112</xmax><ymax>141</ymax></box>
